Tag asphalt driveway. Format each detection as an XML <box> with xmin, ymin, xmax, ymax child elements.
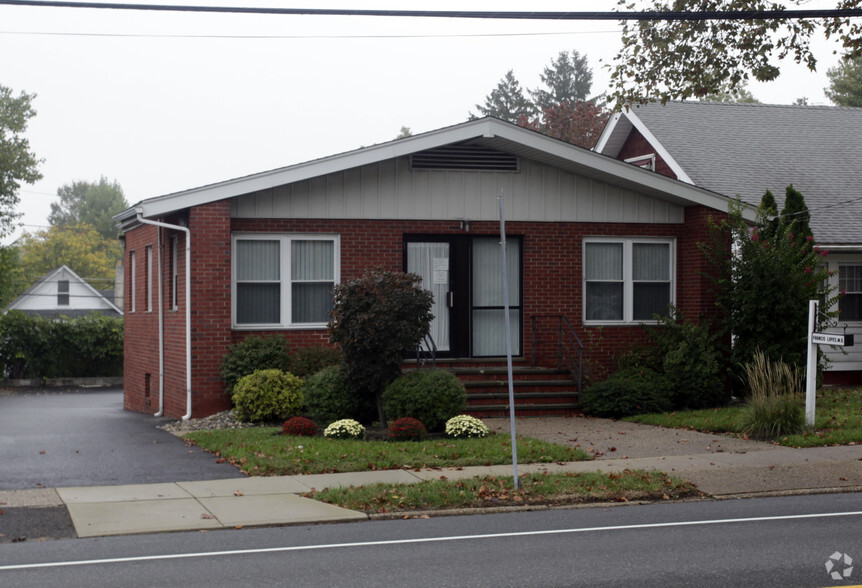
<box><xmin>0</xmin><ymin>388</ymin><xmax>245</xmax><ymax>491</ymax></box>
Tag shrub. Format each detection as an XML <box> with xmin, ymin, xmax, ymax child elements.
<box><xmin>232</xmin><ymin>369</ymin><xmax>304</xmax><ymax>423</ymax></box>
<box><xmin>623</xmin><ymin>309</ymin><xmax>726</xmax><ymax>410</ymax></box>
<box><xmin>328</xmin><ymin>268</ymin><xmax>434</xmax><ymax>425</ymax></box>
<box><xmin>324</xmin><ymin>419</ymin><xmax>365</xmax><ymax>440</ymax></box>
<box><xmin>220</xmin><ymin>335</ymin><xmax>291</xmax><ymax>396</ymax></box>
<box><xmin>382</xmin><ymin>369</ymin><xmax>467</xmax><ymax>431</ymax></box>
<box><xmin>387</xmin><ymin>417</ymin><xmax>427</xmax><ymax>441</ymax></box>
<box><xmin>303</xmin><ymin>365</ymin><xmax>372</xmax><ymax>424</ymax></box>
<box><xmin>739</xmin><ymin>394</ymin><xmax>805</xmax><ymax>440</ymax></box>
<box><xmin>579</xmin><ymin>366</ymin><xmax>673</xmax><ymax>418</ymax></box>
<box><xmin>445</xmin><ymin>415</ymin><xmax>490</xmax><ymax>439</ymax></box>
<box><xmin>738</xmin><ymin>351</ymin><xmax>806</xmax><ymax>440</ymax></box>
<box><xmin>290</xmin><ymin>345</ymin><xmax>342</xmax><ymax>378</ymax></box>
<box><xmin>282</xmin><ymin>416</ymin><xmax>318</xmax><ymax>437</ymax></box>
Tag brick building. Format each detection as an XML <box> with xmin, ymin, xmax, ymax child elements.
<box><xmin>115</xmin><ymin>118</ymin><xmax>747</xmax><ymax>419</ymax></box>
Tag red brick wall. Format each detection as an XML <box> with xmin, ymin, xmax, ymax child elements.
<box><xmin>123</xmin><ymin>203</ymin><xmax>728</xmax><ymax>418</ymax></box>
<box><xmin>617</xmin><ymin>128</ymin><xmax>676</xmax><ymax>179</ymax></box>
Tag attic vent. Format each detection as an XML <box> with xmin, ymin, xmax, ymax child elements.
<box><xmin>410</xmin><ymin>145</ymin><xmax>518</xmax><ymax>172</ymax></box>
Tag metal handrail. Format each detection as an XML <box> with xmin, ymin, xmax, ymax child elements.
<box><xmin>416</xmin><ymin>333</ymin><xmax>437</xmax><ymax>368</ymax></box>
<box><xmin>530</xmin><ymin>315</ymin><xmax>583</xmax><ymax>395</ymax></box>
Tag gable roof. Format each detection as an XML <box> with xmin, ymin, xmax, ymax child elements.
<box><xmin>4</xmin><ymin>265</ymin><xmax>123</xmax><ymax>318</ymax></box>
<box><xmin>596</xmin><ymin>101</ymin><xmax>862</xmax><ymax>245</ymax></box>
<box><xmin>116</xmin><ymin>117</ymin><xmax>755</xmax><ymax>231</ymax></box>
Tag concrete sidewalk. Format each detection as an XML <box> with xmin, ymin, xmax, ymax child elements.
<box><xmin>2</xmin><ymin>441</ymin><xmax>861</xmax><ymax>539</ymax></box>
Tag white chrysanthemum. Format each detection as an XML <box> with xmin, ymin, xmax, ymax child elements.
<box><xmin>445</xmin><ymin>415</ymin><xmax>490</xmax><ymax>439</ymax></box>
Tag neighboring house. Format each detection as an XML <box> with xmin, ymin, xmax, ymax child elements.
<box><xmin>3</xmin><ymin>265</ymin><xmax>123</xmax><ymax>319</ymax></box>
<box><xmin>115</xmin><ymin>117</ymin><xmax>755</xmax><ymax>420</ymax></box>
<box><xmin>596</xmin><ymin>101</ymin><xmax>862</xmax><ymax>384</ymax></box>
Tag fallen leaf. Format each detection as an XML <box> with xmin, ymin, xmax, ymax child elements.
<box><xmin>201</xmin><ymin>513</ymin><xmax>216</xmax><ymax>519</ymax></box>
<box><xmin>233</xmin><ymin>491</ymin><xmax>244</xmax><ymax>496</ymax></box>
<box><xmin>39</xmin><ymin>450</ymin><xmax>46</xmax><ymax>455</ymax></box>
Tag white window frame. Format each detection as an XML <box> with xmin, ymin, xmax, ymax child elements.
<box><xmin>583</xmin><ymin>237</ymin><xmax>676</xmax><ymax>325</ymax></box>
<box><xmin>130</xmin><ymin>250</ymin><xmax>136</xmax><ymax>313</ymax></box>
<box><xmin>624</xmin><ymin>153</ymin><xmax>656</xmax><ymax>171</ymax></box>
<box><xmin>231</xmin><ymin>233</ymin><xmax>340</xmax><ymax>329</ymax></box>
<box><xmin>838</xmin><ymin>262</ymin><xmax>862</xmax><ymax>324</ymax></box>
<box><xmin>170</xmin><ymin>236</ymin><xmax>178</xmax><ymax>311</ymax></box>
<box><xmin>145</xmin><ymin>245</ymin><xmax>153</xmax><ymax>312</ymax></box>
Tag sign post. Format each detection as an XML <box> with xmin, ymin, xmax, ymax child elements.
<box><xmin>805</xmin><ymin>300</ymin><xmax>818</xmax><ymax>426</ymax></box>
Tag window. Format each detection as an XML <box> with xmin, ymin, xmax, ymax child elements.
<box><xmin>130</xmin><ymin>250</ymin><xmax>136</xmax><ymax>313</ymax></box>
<box><xmin>584</xmin><ymin>238</ymin><xmax>674</xmax><ymax>323</ymax></box>
<box><xmin>57</xmin><ymin>280</ymin><xmax>70</xmax><ymax>306</ymax></box>
<box><xmin>839</xmin><ymin>264</ymin><xmax>862</xmax><ymax>322</ymax></box>
<box><xmin>232</xmin><ymin>234</ymin><xmax>339</xmax><ymax>328</ymax></box>
<box><xmin>170</xmin><ymin>236</ymin><xmax>178</xmax><ymax>311</ymax></box>
<box><xmin>145</xmin><ymin>245</ymin><xmax>152</xmax><ymax>312</ymax></box>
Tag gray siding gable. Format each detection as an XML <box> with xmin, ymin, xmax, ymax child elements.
<box><xmin>231</xmin><ymin>154</ymin><xmax>685</xmax><ymax>224</ymax></box>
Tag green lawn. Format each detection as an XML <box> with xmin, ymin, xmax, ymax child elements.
<box><xmin>183</xmin><ymin>428</ymin><xmax>590</xmax><ymax>476</ymax></box>
<box><xmin>306</xmin><ymin>471</ymin><xmax>699</xmax><ymax>513</ymax></box>
<box><xmin>625</xmin><ymin>387</ymin><xmax>862</xmax><ymax>447</ymax></box>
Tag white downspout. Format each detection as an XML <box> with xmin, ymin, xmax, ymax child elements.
<box><xmin>153</xmin><ymin>226</ymin><xmax>164</xmax><ymax>417</ymax></box>
<box><xmin>135</xmin><ymin>210</ymin><xmax>193</xmax><ymax>421</ymax></box>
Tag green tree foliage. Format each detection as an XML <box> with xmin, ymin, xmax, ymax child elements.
<box><xmin>0</xmin><ymin>85</ymin><xmax>42</xmax><ymax>240</ymax></box>
<box><xmin>700</xmin><ymin>80</ymin><xmax>760</xmax><ymax>103</ymax></box>
<box><xmin>328</xmin><ymin>268</ymin><xmax>434</xmax><ymax>426</ymax></box>
<box><xmin>531</xmin><ymin>50</ymin><xmax>594</xmax><ymax>109</ymax></box>
<box><xmin>471</xmin><ymin>69</ymin><xmax>536</xmax><ymax>122</ymax></box>
<box><xmin>18</xmin><ymin>223</ymin><xmax>122</xmax><ymax>289</ymax></box>
<box><xmin>518</xmin><ymin>100</ymin><xmax>610</xmax><ymax>149</ymax></box>
<box><xmin>826</xmin><ymin>55</ymin><xmax>862</xmax><ymax>107</ymax></box>
<box><xmin>701</xmin><ymin>190</ymin><xmax>839</xmax><ymax>384</ymax></box>
<box><xmin>0</xmin><ymin>243</ymin><xmax>25</xmax><ymax>307</ymax></box>
<box><xmin>780</xmin><ymin>184</ymin><xmax>812</xmax><ymax>240</ymax></box>
<box><xmin>609</xmin><ymin>1</ymin><xmax>862</xmax><ymax>107</ymax></box>
<box><xmin>49</xmin><ymin>177</ymin><xmax>128</xmax><ymax>240</ymax></box>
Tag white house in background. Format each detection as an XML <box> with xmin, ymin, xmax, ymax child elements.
<box><xmin>3</xmin><ymin>265</ymin><xmax>123</xmax><ymax>319</ymax></box>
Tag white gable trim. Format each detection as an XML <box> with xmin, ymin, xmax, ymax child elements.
<box><xmin>595</xmin><ymin>109</ymin><xmax>694</xmax><ymax>185</ymax></box>
<box><xmin>117</xmin><ymin>117</ymin><xmax>752</xmax><ymax>227</ymax></box>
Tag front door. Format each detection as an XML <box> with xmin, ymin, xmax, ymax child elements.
<box><xmin>405</xmin><ymin>236</ymin><xmax>521</xmax><ymax>358</ymax></box>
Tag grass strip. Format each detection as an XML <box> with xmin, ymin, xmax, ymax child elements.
<box><xmin>305</xmin><ymin>470</ymin><xmax>699</xmax><ymax>513</ymax></box>
<box><xmin>625</xmin><ymin>387</ymin><xmax>862</xmax><ymax>447</ymax></box>
<box><xmin>183</xmin><ymin>428</ymin><xmax>589</xmax><ymax>476</ymax></box>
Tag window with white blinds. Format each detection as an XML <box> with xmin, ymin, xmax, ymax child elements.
<box><xmin>233</xmin><ymin>234</ymin><xmax>339</xmax><ymax>328</ymax></box>
<box><xmin>584</xmin><ymin>238</ymin><xmax>674</xmax><ymax>323</ymax></box>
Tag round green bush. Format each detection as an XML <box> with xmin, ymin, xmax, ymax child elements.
<box><xmin>388</xmin><ymin>417</ymin><xmax>427</xmax><ymax>441</ymax></box>
<box><xmin>303</xmin><ymin>365</ymin><xmax>371</xmax><ymax>424</ymax></box>
<box><xmin>382</xmin><ymin>369</ymin><xmax>466</xmax><ymax>431</ymax></box>
<box><xmin>220</xmin><ymin>335</ymin><xmax>291</xmax><ymax>396</ymax></box>
<box><xmin>232</xmin><ymin>369</ymin><xmax>304</xmax><ymax>423</ymax></box>
<box><xmin>579</xmin><ymin>366</ymin><xmax>673</xmax><ymax>419</ymax></box>
<box><xmin>290</xmin><ymin>345</ymin><xmax>342</xmax><ymax>378</ymax></box>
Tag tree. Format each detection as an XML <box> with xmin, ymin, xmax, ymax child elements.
<box><xmin>701</xmin><ymin>189</ymin><xmax>838</xmax><ymax>386</ymax></box>
<box><xmin>700</xmin><ymin>81</ymin><xmax>760</xmax><ymax>103</ymax></box>
<box><xmin>517</xmin><ymin>101</ymin><xmax>610</xmax><ymax>149</ymax></box>
<box><xmin>18</xmin><ymin>223</ymin><xmax>122</xmax><ymax>289</ymax></box>
<box><xmin>825</xmin><ymin>55</ymin><xmax>862</xmax><ymax>107</ymax></box>
<box><xmin>0</xmin><ymin>84</ymin><xmax>42</xmax><ymax>239</ymax></box>
<box><xmin>779</xmin><ymin>184</ymin><xmax>813</xmax><ymax>241</ymax></box>
<box><xmin>530</xmin><ymin>50</ymin><xmax>593</xmax><ymax>109</ymax></box>
<box><xmin>328</xmin><ymin>269</ymin><xmax>433</xmax><ymax>426</ymax></box>
<box><xmin>0</xmin><ymin>243</ymin><xmax>25</xmax><ymax>308</ymax></box>
<box><xmin>609</xmin><ymin>1</ymin><xmax>862</xmax><ymax>107</ymax></box>
<box><xmin>395</xmin><ymin>126</ymin><xmax>413</xmax><ymax>139</ymax></box>
<box><xmin>470</xmin><ymin>69</ymin><xmax>536</xmax><ymax>122</ymax></box>
<box><xmin>49</xmin><ymin>177</ymin><xmax>128</xmax><ymax>240</ymax></box>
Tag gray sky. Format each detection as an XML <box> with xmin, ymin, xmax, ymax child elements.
<box><xmin>0</xmin><ymin>0</ymin><xmax>846</xmax><ymax>244</ymax></box>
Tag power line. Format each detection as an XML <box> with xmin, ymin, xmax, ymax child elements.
<box><xmin>2</xmin><ymin>1</ymin><xmax>861</xmax><ymax>21</ymax></box>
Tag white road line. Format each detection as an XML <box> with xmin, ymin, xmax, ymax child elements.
<box><xmin>3</xmin><ymin>510</ymin><xmax>862</xmax><ymax>571</ymax></box>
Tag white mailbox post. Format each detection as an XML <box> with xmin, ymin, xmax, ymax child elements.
<box><xmin>806</xmin><ymin>300</ymin><xmax>855</xmax><ymax>426</ymax></box>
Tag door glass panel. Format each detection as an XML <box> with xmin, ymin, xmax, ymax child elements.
<box><xmin>472</xmin><ymin>238</ymin><xmax>520</xmax><ymax>356</ymax></box>
<box><xmin>407</xmin><ymin>242</ymin><xmax>450</xmax><ymax>352</ymax></box>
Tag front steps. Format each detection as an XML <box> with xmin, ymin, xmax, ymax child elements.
<box><xmin>409</xmin><ymin>359</ymin><xmax>580</xmax><ymax>418</ymax></box>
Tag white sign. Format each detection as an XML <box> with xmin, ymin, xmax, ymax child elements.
<box><xmin>812</xmin><ymin>332</ymin><xmax>854</xmax><ymax>347</ymax></box>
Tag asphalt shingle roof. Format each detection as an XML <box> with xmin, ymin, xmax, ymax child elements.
<box><xmin>627</xmin><ymin>101</ymin><xmax>862</xmax><ymax>245</ymax></box>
